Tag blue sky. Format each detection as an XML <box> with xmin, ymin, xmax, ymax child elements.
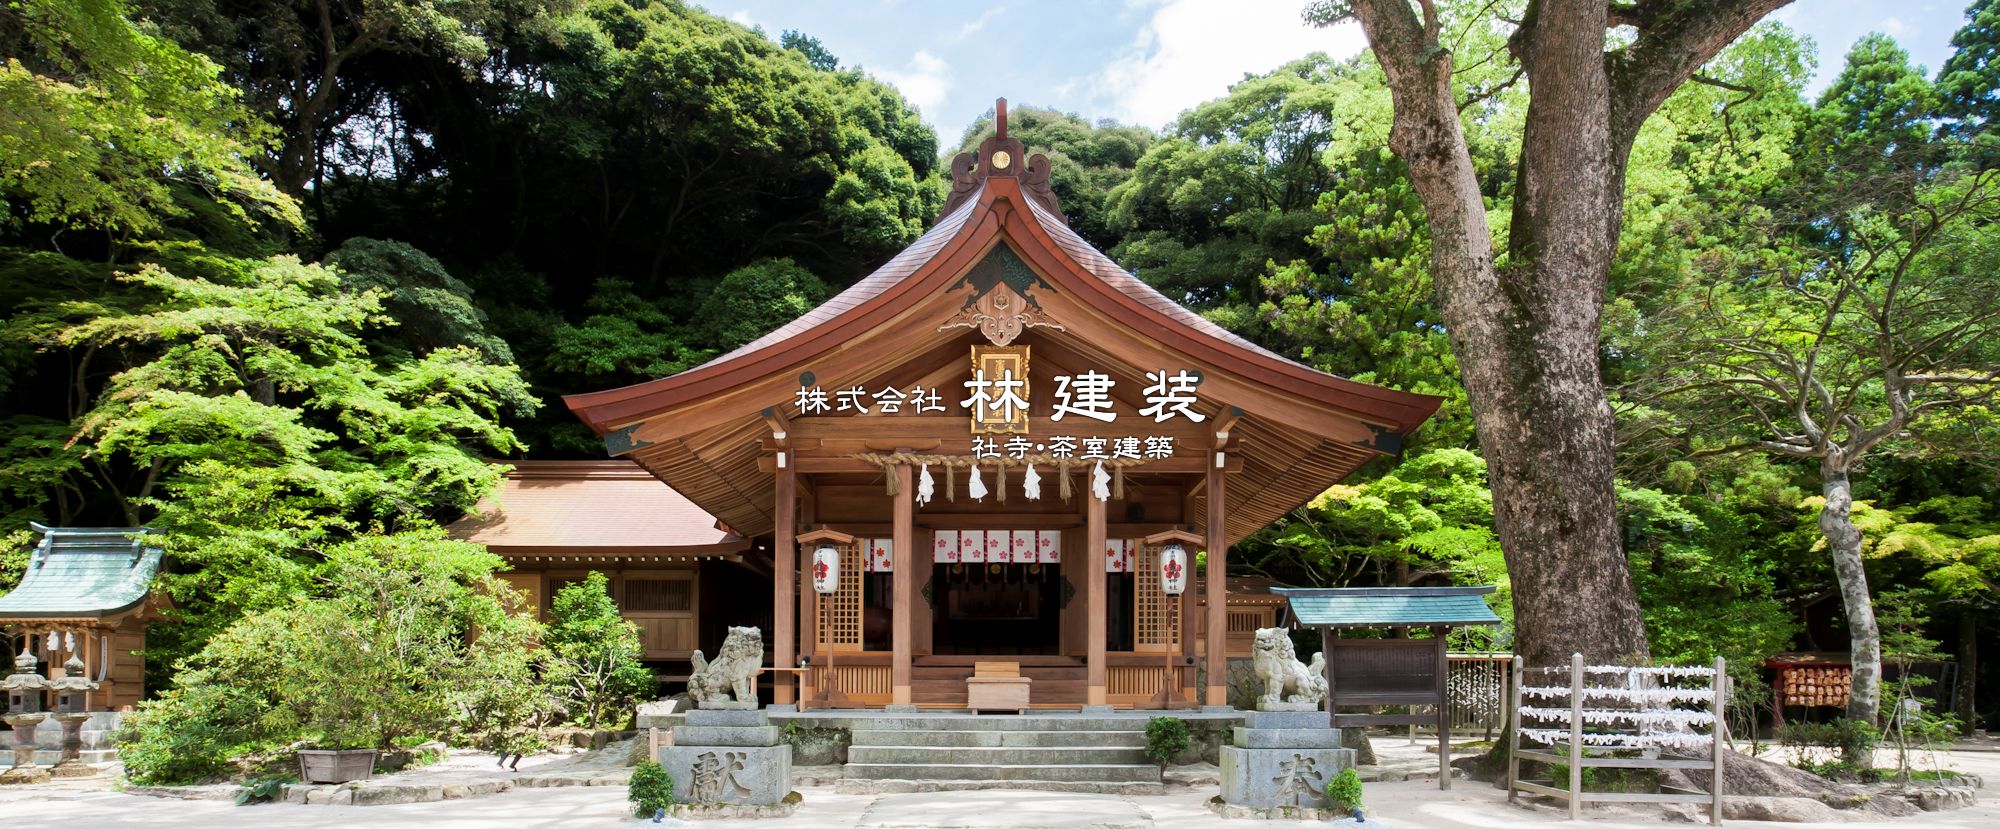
<box><xmin>697</xmin><ymin>1</ymin><xmax>1975</xmax><ymax>144</ymax></box>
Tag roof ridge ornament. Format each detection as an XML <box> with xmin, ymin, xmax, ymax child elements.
<box><xmin>937</xmin><ymin>98</ymin><xmax>1067</xmax><ymax>225</ymax></box>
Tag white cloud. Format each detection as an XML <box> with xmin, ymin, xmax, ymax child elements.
<box><xmin>1091</xmin><ymin>0</ymin><xmax>1365</xmax><ymax>129</ymax></box>
<box><xmin>728</xmin><ymin>10</ymin><xmax>755</xmax><ymax>27</ymax></box>
<box><xmin>953</xmin><ymin>7</ymin><xmax>1007</xmax><ymax>42</ymax></box>
<box><xmin>876</xmin><ymin>50</ymin><xmax>953</xmax><ymax>123</ymax></box>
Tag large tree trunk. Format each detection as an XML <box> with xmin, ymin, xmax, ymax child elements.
<box><xmin>1351</xmin><ymin>0</ymin><xmax>1648</xmax><ymax>668</ymax></box>
<box><xmin>1819</xmin><ymin>462</ymin><xmax>1881</xmax><ymax>725</ymax></box>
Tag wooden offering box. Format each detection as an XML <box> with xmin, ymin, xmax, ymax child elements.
<box><xmin>967</xmin><ymin>661</ymin><xmax>1031</xmax><ymax>713</ymax></box>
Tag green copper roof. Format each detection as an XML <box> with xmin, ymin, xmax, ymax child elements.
<box><xmin>0</xmin><ymin>525</ymin><xmax>161</xmax><ymax>619</ymax></box>
<box><xmin>1273</xmin><ymin>586</ymin><xmax>1502</xmax><ymax>629</ymax></box>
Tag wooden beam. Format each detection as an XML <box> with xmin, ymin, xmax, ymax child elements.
<box><xmin>1205</xmin><ymin>451</ymin><xmax>1228</xmax><ymax>707</ymax></box>
<box><xmin>1212</xmin><ymin>405</ymin><xmax>1245</xmax><ymax>448</ymax></box>
<box><xmin>891</xmin><ymin>463</ymin><xmax>915</xmax><ymax>706</ymax></box>
<box><xmin>758</xmin><ymin>455</ymin><xmax>1238</xmax><ymax>474</ymax></box>
<box><xmin>791</xmin><ymin>416</ymin><xmax>1212</xmax><ymax>443</ymax></box>
<box><xmin>772</xmin><ymin>461</ymin><xmax>796</xmax><ymax>704</ymax></box>
<box><xmin>1086</xmin><ymin>489</ymin><xmax>1108</xmax><ymax>707</ymax></box>
<box><xmin>761</xmin><ymin>406</ymin><xmax>792</xmax><ymax>443</ymax></box>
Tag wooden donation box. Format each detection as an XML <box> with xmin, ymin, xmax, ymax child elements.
<box><xmin>966</xmin><ymin>661</ymin><xmax>1030</xmax><ymax>713</ymax></box>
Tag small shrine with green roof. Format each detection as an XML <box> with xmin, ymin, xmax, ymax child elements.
<box><xmin>0</xmin><ymin>525</ymin><xmax>167</xmax><ymax>711</ymax></box>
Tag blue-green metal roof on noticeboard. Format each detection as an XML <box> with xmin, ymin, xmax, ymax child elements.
<box><xmin>1273</xmin><ymin>585</ymin><xmax>1502</xmax><ymax>628</ymax></box>
<box><xmin>0</xmin><ymin>524</ymin><xmax>161</xmax><ymax>619</ymax></box>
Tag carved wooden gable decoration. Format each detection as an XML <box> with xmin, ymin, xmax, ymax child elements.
<box><xmin>940</xmin><ymin>244</ymin><xmax>1064</xmax><ymax>346</ymax></box>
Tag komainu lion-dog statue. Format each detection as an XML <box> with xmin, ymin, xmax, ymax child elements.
<box><xmin>1252</xmin><ymin>627</ymin><xmax>1327</xmax><ymax>710</ymax></box>
<box><xmin>688</xmin><ymin>625</ymin><xmax>764</xmax><ymax>709</ymax></box>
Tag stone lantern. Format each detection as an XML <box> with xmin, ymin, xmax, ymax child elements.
<box><xmin>45</xmin><ymin>654</ymin><xmax>100</xmax><ymax>777</ymax></box>
<box><xmin>0</xmin><ymin>651</ymin><xmax>50</xmax><ymax>784</ymax></box>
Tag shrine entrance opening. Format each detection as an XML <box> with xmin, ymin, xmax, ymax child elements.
<box><xmin>930</xmin><ymin>562</ymin><xmax>1063</xmax><ymax>655</ymax></box>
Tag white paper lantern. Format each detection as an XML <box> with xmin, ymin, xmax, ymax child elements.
<box><xmin>812</xmin><ymin>543</ymin><xmax>841</xmax><ymax>594</ymax></box>
<box><xmin>1159</xmin><ymin>543</ymin><xmax>1188</xmax><ymax>595</ymax></box>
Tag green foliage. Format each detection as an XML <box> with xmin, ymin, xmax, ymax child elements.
<box><xmin>543</xmin><ymin>571</ymin><xmax>653</xmax><ymax>729</ymax></box>
<box><xmin>544</xmin><ymin>279</ymin><xmax>710</xmax><ymax>386</ymax></box>
<box><xmin>1143</xmin><ymin>716</ymin><xmax>1190</xmax><ymax>766</ymax></box>
<box><xmin>325</xmin><ymin>238</ymin><xmax>513</xmax><ymax>362</ymax></box>
<box><xmin>1778</xmin><ymin>718</ymin><xmax>1880</xmax><ymax>780</ymax></box>
<box><xmin>698</xmin><ymin>259</ymin><xmax>831</xmax><ymax>351</ymax></box>
<box><xmin>0</xmin><ymin>0</ymin><xmax>298</xmax><ymax>233</ymax></box>
<box><xmin>120</xmin><ymin>531</ymin><xmax>540</xmax><ymax>783</ymax></box>
<box><xmin>629</xmin><ymin>759</ymin><xmax>676</xmax><ymax>817</ymax></box>
<box><xmin>1939</xmin><ymin>0</ymin><xmax>2000</xmax><ymax>129</ymax></box>
<box><xmin>1618</xmin><ymin>485</ymin><xmax>1797</xmax><ymax>674</ymax></box>
<box><xmin>1324</xmin><ymin>767</ymin><xmax>1362</xmax><ymax>810</ymax></box>
<box><xmin>951</xmin><ymin>106</ymin><xmax>1154</xmax><ymax>250</ymax></box>
<box><xmin>233</xmin><ymin>774</ymin><xmax>291</xmax><ymax>805</ymax></box>
<box><xmin>1877</xmin><ymin>589</ymin><xmax>1964</xmax><ymax>782</ymax></box>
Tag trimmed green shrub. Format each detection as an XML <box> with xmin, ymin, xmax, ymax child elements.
<box><xmin>544</xmin><ymin>571</ymin><xmax>654</xmax><ymax>728</ymax></box>
<box><xmin>1325</xmin><ymin>767</ymin><xmax>1363</xmax><ymax>810</ymax></box>
<box><xmin>1144</xmin><ymin>716</ymin><xmax>1190</xmax><ymax>766</ymax></box>
<box><xmin>629</xmin><ymin>760</ymin><xmax>676</xmax><ymax>818</ymax></box>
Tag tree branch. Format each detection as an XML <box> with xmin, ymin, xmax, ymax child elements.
<box><xmin>1606</xmin><ymin>0</ymin><xmax>1796</xmax><ymax>152</ymax></box>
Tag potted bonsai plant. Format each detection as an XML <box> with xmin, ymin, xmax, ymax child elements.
<box><xmin>281</xmin><ymin>595</ymin><xmax>455</xmax><ymax>784</ymax></box>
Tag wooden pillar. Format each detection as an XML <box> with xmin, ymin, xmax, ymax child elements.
<box><xmin>1206</xmin><ymin>452</ymin><xmax>1228</xmax><ymax>706</ymax></box>
<box><xmin>891</xmin><ymin>463</ymin><xmax>914</xmax><ymax>705</ymax></box>
<box><xmin>1086</xmin><ymin>488</ymin><xmax>1108</xmax><ymax>707</ymax></box>
<box><xmin>799</xmin><ymin>486</ymin><xmax>817</xmax><ymax>669</ymax></box>
<box><xmin>1181</xmin><ymin>481</ymin><xmax>1200</xmax><ymax>697</ymax></box>
<box><xmin>772</xmin><ymin>454</ymin><xmax>796</xmax><ymax>704</ymax></box>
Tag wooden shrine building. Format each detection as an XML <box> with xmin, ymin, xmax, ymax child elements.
<box><xmin>447</xmin><ymin>460</ymin><xmax>753</xmax><ymax>663</ymax></box>
<box><xmin>0</xmin><ymin>525</ymin><xmax>167</xmax><ymax>711</ymax></box>
<box><xmin>565</xmin><ymin>100</ymin><xmax>1441</xmax><ymax>709</ymax></box>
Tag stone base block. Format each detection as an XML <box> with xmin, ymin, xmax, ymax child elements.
<box><xmin>657</xmin><ymin>743</ymin><xmax>793</xmax><ymax>806</ymax></box>
<box><xmin>696</xmin><ymin>699</ymin><xmax>759</xmax><ymax>711</ymax></box>
<box><xmin>673</xmin><ymin>725</ymin><xmax>780</xmax><ymax>747</ymax></box>
<box><xmin>1219</xmin><ymin>745</ymin><xmax>1355</xmax><ymax>809</ymax></box>
<box><xmin>1233</xmin><ymin>727</ymin><xmax>1345</xmax><ymax>749</ymax></box>
<box><xmin>1241</xmin><ymin>710</ymin><xmax>1328</xmax><ymax>729</ymax></box>
<box><xmin>49</xmin><ymin>761</ymin><xmax>99</xmax><ymax>778</ymax></box>
<box><xmin>0</xmin><ymin>766</ymin><xmax>49</xmax><ymax>785</ymax></box>
<box><xmin>668</xmin><ymin>791</ymin><xmax>802</xmax><ymax>820</ymax></box>
<box><xmin>1257</xmin><ymin>701</ymin><xmax>1319</xmax><ymax>712</ymax></box>
<box><xmin>684</xmin><ymin>708</ymin><xmax>771</xmax><ymax>727</ymax></box>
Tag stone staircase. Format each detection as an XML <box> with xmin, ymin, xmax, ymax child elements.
<box><xmin>837</xmin><ymin>715</ymin><xmax>1162</xmax><ymax>794</ymax></box>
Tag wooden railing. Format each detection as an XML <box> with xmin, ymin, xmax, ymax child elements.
<box><xmin>824</xmin><ymin>664</ymin><xmax>893</xmax><ymax>704</ymax></box>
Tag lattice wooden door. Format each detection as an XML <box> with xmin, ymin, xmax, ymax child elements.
<box><xmin>816</xmin><ymin>542</ymin><xmax>865</xmax><ymax>653</ymax></box>
<box><xmin>1131</xmin><ymin>541</ymin><xmax>1178</xmax><ymax>653</ymax></box>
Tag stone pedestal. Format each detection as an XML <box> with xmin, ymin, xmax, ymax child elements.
<box><xmin>1</xmin><ymin>714</ymin><xmax>49</xmax><ymax>785</ymax></box>
<box><xmin>1219</xmin><ymin>710</ymin><xmax>1354</xmax><ymax>810</ymax></box>
<box><xmin>50</xmin><ymin>713</ymin><xmax>95</xmax><ymax>777</ymax></box>
<box><xmin>658</xmin><ymin>708</ymin><xmax>792</xmax><ymax>806</ymax></box>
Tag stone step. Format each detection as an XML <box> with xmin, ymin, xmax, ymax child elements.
<box><xmin>843</xmin><ymin>762</ymin><xmax>1161</xmax><ymax>783</ymax></box>
<box><xmin>849</xmin><ymin>729</ymin><xmax>1144</xmax><ymax>748</ymax></box>
<box><xmin>6</xmin><ymin>728</ymin><xmax>120</xmax><ymax>750</ymax></box>
<box><xmin>848</xmin><ymin>745</ymin><xmax>1150</xmax><ymax>765</ymax></box>
<box><xmin>838</xmin><ymin>717</ymin><xmax>1155</xmax><ymax>732</ymax></box>
<box><xmin>29</xmin><ymin>749</ymin><xmax>117</xmax><ymax>765</ymax></box>
<box><xmin>834</xmin><ymin>778</ymin><xmax>1165</xmax><ymax>796</ymax></box>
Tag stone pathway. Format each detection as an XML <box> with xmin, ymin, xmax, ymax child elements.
<box><xmin>856</xmin><ymin>790</ymin><xmax>1150</xmax><ymax>829</ymax></box>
